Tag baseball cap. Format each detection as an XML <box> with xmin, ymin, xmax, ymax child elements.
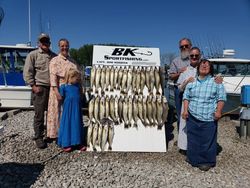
<box><xmin>38</xmin><ymin>33</ymin><xmax>50</xmax><ymax>44</ymax></box>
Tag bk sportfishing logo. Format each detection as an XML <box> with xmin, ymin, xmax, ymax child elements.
<box><xmin>111</xmin><ymin>48</ymin><xmax>152</xmax><ymax>56</ymax></box>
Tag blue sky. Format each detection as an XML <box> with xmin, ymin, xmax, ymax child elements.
<box><xmin>0</xmin><ymin>0</ymin><xmax>250</xmax><ymax>59</ymax></box>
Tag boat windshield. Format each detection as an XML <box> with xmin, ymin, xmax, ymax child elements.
<box><xmin>0</xmin><ymin>46</ymin><xmax>36</xmax><ymax>86</ymax></box>
<box><xmin>213</xmin><ymin>62</ymin><xmax>250</xmax><ymax>76</ymax></box>
<box><xmin>0</xmin><ymin>49</ymin><xmax>33</xmax><ymax>73</ymax></box>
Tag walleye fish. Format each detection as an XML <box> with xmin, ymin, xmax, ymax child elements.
<box><xmin>87</xmin><ymin>121</ymin><xmax>93</xmax><ymax>147</ymax></box>
<box><xmin>114</xmin><ymin>95</ymin><xmax>119</xmax><ymax>124</ymax></box>
<box><xmin>132</xmin><ymin>95</ymin><xmax>139</xmax><ymax>126</ymax></box>
<box><xmin>154</xmin><ymin>66</ymin><xmax>161</xmax><ymax>94</ymax></box>
<box><xmin>132</xmin><ymin>66</ymin><xmax>137</xmax><ymax>93</ymax></box>
<box><xmin>114</xmin><ymin>67</ymin><xmax>119</xmax><ymax>90</ymax></box>
<box><xmin>88</xmin><ymin>96</ymin><xmax>95</xmax><ymax>123</ymax></box>
<box><xmin>149</xmin><ymin>67</ymin><xmax>155</xmax><ymax>94</ymax></box>
<box><xmin>122</xmin><ymin>97</ymin><xmax>129</xmax><ymax>127</ymax></box>
<box><xmin>159</xmin><ymin>66</ymin><xmax>166</xmax><ymax>94</ymax></box>
<box><xmin>151</xmin><ymin>96</ymin><xmax>158</xmax><ymax>126</ymax></box>
<box><xmin>108</xmin><ymin>122</ymin><xmax>115</xmax><ymax>151</ymax></box>
<box><xmin>109</xmin><ymin>95</ymin><xmax>116</xmax><ymax>122</ymax></box>
<box><xmin>156</xmin><ymin>95</ymin><xmax>163</xmax><ymax>128</ymax></box>
<box><xmin>135</xmin><ymin>67</ymin><xmax>141</xmax><ymax>94</ymax></box>
<box><xmin>92</xmin><ymin>123</ymin><xmax>99</xmax><ymax>151</ymax></box>
<box><xmin>140</xmin><ymin>67</ymin><xmax>146</xmax><ymax>94</ymax></box>
<box><xmin>100</xmin><ymin>66</ymin><xmax>106</xmax><ymax>92</ymax></box>
<box><xmin>143</xmin><ymin>95</ymin><xmax>150</xmax><ymax>126</ymax></box>
<box><xmin>90</xmin><ymin>66</ymin><xmax>96</xmax><ymax>90</ymax></box>
<box><xmin>121</xmin><ymin>67</ymin><xmax>128</xmax><ymax>93</ymax></box>
<box><xmin>127</xmin><ymin>67</ymin><xmax>133</xmax><ymax>93</ymax></box>
<box><xmin>105</xmin><ymin>66</ymin><xmax>111</xmax><ymax>91</ymax></box>
<box><xmin>105</xmin><ymin>96</ymin><xmax>110</xmax><ymax>118</ymax></box>
<box><xmin>137</xmin><ymin>95</ymin><xmax>144</xmax><ymax>124</ymax></box>
<box><xmin>127</xmin><ymin>96</ymin><xmax>133</xmax><ymax>127</ymax></box>
<box><xmin>94</xmin><ymin>96</ymin><xmax>100</xmax><ymax>123</ymax></box>
<box><xmin>99</xmin><ymin>96</ymin><xmax>105</xmax><ymax>122</ymax></box>
<box><xmin>101</xmin><ymin>123</ymin><xmax>109</xmax><ymax>151</ymax></box>
<box><xmin>97</xmin><ymin>122</ymin><xmax>103</xmax><ymax>146</ymax></box>
<box><xmin>110</xmin><ymin>66</ymin><xmax>115</xmax><ymax>91</ymax></box>
<box><xmin>118</xmin><ymin>96</ymin><xmax>124</xmax><ymax>123</ymax></box>
<box><xmin>145</xmin><ymin>66</ymin><xmax>151</xmax><ymax>93</ymax></box>
<box><xmin>146</xmin><ymin>95</ymin><xmax>154</xmax><ymax>126</ymax></box>
<box><xmin>95</xmin><ymin>66</ymin><xmax>101</xmax><ymax>92</ymax></box>
<box><xmin>117</xmin><ymin>66</ymin><xmax>123</xmax><ymax>90</ymax></box>
<box><xmin>162</xmin><ymin>96</ymin><xmax>169</xmax><ymax>124</ymax></box>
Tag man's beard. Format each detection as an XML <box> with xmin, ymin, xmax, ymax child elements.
<box><xmin>181</xmin><ymin>50</ymin><xmax>190</xmax><ymax>60</ymax></box>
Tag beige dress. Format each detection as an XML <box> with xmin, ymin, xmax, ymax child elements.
<box><xmin>47</xmin><ymin>54</ymin><xmax>78</xmax><ymax>138</ymax></box>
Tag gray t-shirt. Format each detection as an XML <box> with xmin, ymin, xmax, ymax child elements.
<box><xmin>169</xmin><ymin>56</ymin><xmax>190</xmax><ymax>74</ymax></box>
<box><xmin>169</xmin><ymin>56</ymin><xmax>190</xmax><ymax>83</ymax></box>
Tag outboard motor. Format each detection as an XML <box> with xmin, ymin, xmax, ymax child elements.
<box><xmin>239</xmin><ymin>85</ymin><xmax>250</xmax><ymax>139</ymax></box>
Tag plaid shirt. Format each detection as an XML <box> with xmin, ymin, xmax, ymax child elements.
<box><xmin>183</xmin><ymin>75</ymin><xmax>227</xmax><ymax>121</ymax></box>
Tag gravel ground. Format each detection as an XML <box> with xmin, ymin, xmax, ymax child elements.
<box><xmin>0</xmin><ymin>110</ymin><xmax>250</xmax><ymax>188</ymax></box>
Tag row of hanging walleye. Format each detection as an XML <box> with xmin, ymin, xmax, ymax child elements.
<box><xmin>87</xmin><ymin>94</ymin><xmax>168</xmax><ymax>151</ymax></box>
<box><xmin>87</xmin><ymin>118</ymin><xmax>114</xmax><ymax>151</ymax></box>
<box><xmin>88</xmin><ymin>94</ymin><xmax>169</xmax><ymax>128</ymax></box>
<box><xmin>90</xmin><ymin>65</ymin><xmax>165</xmax><ymax>94</ymax></box>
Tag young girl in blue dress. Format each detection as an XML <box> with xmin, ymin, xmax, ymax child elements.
<box><xmin>57</xmin><ymin>68</ymin><xmax>87</xmax><ymax>152</ymax></box>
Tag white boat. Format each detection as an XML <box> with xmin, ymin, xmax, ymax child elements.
<box><xmin>208</xmin><ymin>49</ymin><xmax>250</xmax><ymax>115</ymax></box>
<box><xmin>166</xmin><ymin>49</ymin><xmax>250</xmax><ymax>116</ymax></box>
<box><xmin>0</xmin><ymin>44</ymin><xmax>36</xmax><ymax>108</ymax></box>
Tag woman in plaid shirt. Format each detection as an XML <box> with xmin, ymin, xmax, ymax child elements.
<box><xmin>182</xmin><ymin>59</ymin><xmax>227</xmax><ymax>171</ymax></box>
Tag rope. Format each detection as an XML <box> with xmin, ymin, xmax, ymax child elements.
<box><xmin>39</xmin><ymin>150</ymin><xmax>63</xmax><ymax>164</ymax></box>
<box><xmin>222</xmin><ymin>106</ymin><xmax>241</xmax><ymax>116</ymax></box>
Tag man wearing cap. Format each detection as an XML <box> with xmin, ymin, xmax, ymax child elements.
<box><xmin>23</xmin><ymin>33</ymin><xmax>57</xmax><ymax>149</ymax></box>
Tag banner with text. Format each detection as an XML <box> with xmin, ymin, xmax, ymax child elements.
<box><xmin>92</xmin><ymin>45</ymin><xmax>160</xmax><ymax>66</ymax></box>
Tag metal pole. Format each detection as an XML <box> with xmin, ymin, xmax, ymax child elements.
<box><xmin>28</xmin><ymin>0</ymin><xmax>31</xmax><ymax>46</ymax></box>
<box><xmin>240</xmin><ymin>120</ymin><xmax>246</xmax><ymax>139</ymax></box>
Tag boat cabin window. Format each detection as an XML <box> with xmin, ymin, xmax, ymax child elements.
<box><xmin>213</xmin><ymin>62</ymin><xmax>250</xmax><ymax>76</ymax></box>
<box><xmin>0</xmin><ymin>46</ymin><xmax>36</xmax><ymax>86</ymax></box>
<box><xmin>0</xmin><ymin>49</ymin><xmax>32</xmax><ymax>73</ymax></box>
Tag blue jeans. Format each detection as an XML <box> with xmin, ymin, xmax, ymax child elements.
<box><xmin>174</xmin><ymin>86</ymin><xmax>183</xmax><ymax>131</ymax></box>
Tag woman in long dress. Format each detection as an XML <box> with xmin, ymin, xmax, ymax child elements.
<box><xmin>47</xmin><ymin>38</ymin><xmax>80</xmax><ymax>139</ymax></box>
<box><xmin>57</xmin><ymin>68</ymin><xmax>86</xmax><ymax>152</ymax></box>
<box><xmin>182</xmin><ymin>59</ymin><xmax>226</xmax><ymax>171</ymax></box>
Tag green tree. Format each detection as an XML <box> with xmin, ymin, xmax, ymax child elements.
<box><xmin>70</xmin><ymin>44</ymin><xmax>93</xmax><ymax>66</ymax></box>
<box><xmin>160</xmin><ymin>52</ymin><xmax>176</xmax><ymax>66</ymax></box>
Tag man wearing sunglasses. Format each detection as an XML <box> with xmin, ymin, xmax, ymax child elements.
<box><xmin>176</xmin><ymin>47</ymin><xmax>201</xmax><ymax>155</ymax></box>
<box><xmin>23</xmin><ymin>33</ymin><xmax>57</xmax><ymax>149</ymax></box>
<box><xmin>169</xmin><ymin>38</ymin><xmax>192</xmax><ymax>132</ymax></box>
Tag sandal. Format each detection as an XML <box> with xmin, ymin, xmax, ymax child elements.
<box><xmin>63</xmin><ymin>147</ymin><xmax>72</xmax><ymax>152</ymax></box>
<box><xmin>79</xmin><ymin>145</ymin><xmax>87</xmax><ymax>151</ymax></box>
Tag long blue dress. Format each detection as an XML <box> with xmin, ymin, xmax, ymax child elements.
<box><xmin>57</xmin><ymin>83</ymin><xmax>84</xmax><ymax>148</ymax></box>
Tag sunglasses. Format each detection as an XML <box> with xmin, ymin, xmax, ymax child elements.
<box><xmin>42</xmin><ymin>42</ymin><xmax>51</xmax><ymax>46</ymax></box>
<box><xmin>179</xmin><ymin>45</ymin><xmax>190</xmax><ymax>50</ymax></box>
<box><xmin>190</xmin><ymin>54</ymin><xmax>200</xmax><ymax>58</ymax></box>
<box><xmin>40</xmin><ymin>39</ymin><xmax>51</xmax><ymax>45</ymax></box>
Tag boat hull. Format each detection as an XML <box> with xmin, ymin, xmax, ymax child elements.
<box><xmin>0</xmin><ymin>86</ymin><xmax>33</xmax><ymax>108</ymax></box>
<box><xmin>223</xmin><ymin>93</ymin><xmax>241</xmax><ymax>115</ymax></box>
